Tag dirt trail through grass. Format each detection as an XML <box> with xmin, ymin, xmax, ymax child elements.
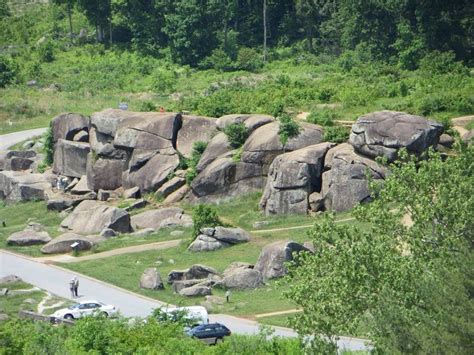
<box><xmin>36</xmin><ymin>239</ymin><xmax>182</xmax><ymax>264</ymax></box>
<box><xmin>251</xmin><ymin>216</ymin><xmax>356</xmax><ymax>234</ymax></box>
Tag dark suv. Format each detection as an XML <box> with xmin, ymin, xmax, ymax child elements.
<box><xmin>186</xmin><ymin>323</ymin><xmax>231</xmax><ymax>345</ymax></box>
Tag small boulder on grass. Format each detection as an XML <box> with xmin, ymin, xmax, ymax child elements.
<box><xmin>140</xmin><ymin>268</ymin><xmax>164</xmax><ymax>290</ymax></box>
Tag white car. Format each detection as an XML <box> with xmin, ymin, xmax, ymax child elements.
<box><xmin>53</xmin><ymin>300</ymin><xmax>118</xmax><ymax>320</ymax></box>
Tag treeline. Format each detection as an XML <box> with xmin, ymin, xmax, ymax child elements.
<box><xmin>2</xmin><ymin>0</ymin><xmax>473</xmax><ymax>68</ymax></box>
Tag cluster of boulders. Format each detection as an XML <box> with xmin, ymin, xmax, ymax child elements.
<box><xmin>0</xmin><ymin>109</ymin><xmax>454</xmax><ymax>216</ymax></box>
<box><xmin>140</xmin><ymin>240</ymin><xmax>311</xmax><ymax>298</ymax></box>
<box><xmin>260</xmin><ymin>111</ymin><xmax>444</xmax><ymax>214</ymax></box>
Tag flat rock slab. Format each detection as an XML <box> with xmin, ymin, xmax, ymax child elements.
<box><xmin>179</xmin><ymin>285</ymin><xmax>212</xmax><ymax>297</ymax></box>
<box><xmin>131</xmin><ymin>207</ymin><xmax>190</xmax><ymax>230</ymax></box>
<box><xmin>7</xmin><ymin>230</ymin><xmax>51</xmax><ymax>246</ymax></box>
<box><xmin>60</xmin><ymin>200</ymin><xmax>131</xmax><ymax>234</ymax></box>
<box><xmin>40</xmin><ymin>233</ymin><xmax>94</xmax><ymax>254</ymax></box>
<box><xmin>215</xmin><ymin>268</ymin><xmax>263</xmax><ymax>289</ymax></box>
<box><xmin>188</xmin><ymin>226</ymin><xmax>250</xmax><ymax>252</ymax></box>
<box><xmin>349</xmin><ymin>111</ymin><xmax>443</xmax><ymax>162</ymax></box>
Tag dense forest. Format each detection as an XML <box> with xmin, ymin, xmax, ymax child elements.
<box><xmin>2</xmin><ymin>0</ymin><xmax>473</xmax><ymax>67</ymax></box>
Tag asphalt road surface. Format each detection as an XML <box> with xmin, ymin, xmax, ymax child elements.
<box><xmin>0</xmin><ymin>127</ymin><xmax>47</xmax><ymax>151</ymax></box>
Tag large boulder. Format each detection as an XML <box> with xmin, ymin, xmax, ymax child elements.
<box><xmin>53</xmin><ymin>139</ymin><xmax>90</xmax><ymax>178</ymax></box>
<box><xmin>89</xmin><ymin>126</ymin><xmax>127</xmax><ymax>159</ymax></box>
<box><xmin>190</xmin><ymin>156</ymin><xmax>264</xmax><ymax>202</ymax></box>
<box><xmin>131</xmin><ymin>207</ymin><xmax>191</xmax><ymax>230</ymax></box>
<box><xmin>0</xmin><ymin>171</ymin><xmax>51</xmax><ymax>203</ymax></box>
<box><xmin>215</xmin><ymin>268</ymin><xmax>263</xmax><ymax>289</ymax></box>
<box><xmin>241</xmin><ymin>122</ymin><xmax>324</xmax><ymax>172</ymax></box>
<box><xmin>255</xmin><ymin>240</ymin><xmax>310</xmax><ymax>280</ymax></box>
<box><xmin>7</xmin><ymin>230</ymin><xmax>51</xmax><ymax>246</ymax></box>
<box><xmin>122</xmin><ymin>149</ymin><xmax>179</xmax><ymax>193</ymax></box>
<box><xmin>40</xmin><ymin>233</ymin><xmax>94</xmax><ymax>254</ymax></box>
<box><xmin>176</xmin><ymin>115</ymin><xmax>216</xmax><ymax>158</ymax></box>
<box><xmin>60</xmin><ymin>200</ymin><xmax>132</xmax><ymax>234</ymax></box>
<box><xmin>349</xmin><ymin>111</ymin><xmax>443</xmax><ymax>162</ymax></box>
<box><xmin>196</xmin><ymin>133</ymin><xmax>232</xmax><ymax>173</ymax></box>
<box><xmin>140</xmin><ymin>268</ymin><xmax>164</xmax><ymax>290</ymax></box>
<box><xmin>86</xmin><ymin>154</ymin><xmax>124</xmax><ymax>191</ymax></box>
<box><xmin>188</xmin><ymin>226</ymin><xmax>250</xmax><ymax>252</ymax></box>
<box><xmin>260</xmin><ymin>143</ymin><xmax>335</xmax><ymax>215</ymax></box>
<box><xmin>112</xmin><ymin>111</ymin><xmax>182</xmax><ymax>150</ymax></box>
<box><xmin>322</xmin><ymin>143</ymin><xmax>387</xmax><ymax>212</ymax></box>
<box><xmin>51</xmin><ymin>113</ymin><xmax>89</xmax><ymax>143</ymax></box>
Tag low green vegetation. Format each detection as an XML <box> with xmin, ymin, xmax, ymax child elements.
<box><xmin>184</xmin><ymin>141</ymin><xmax>208</xmax><ymax>185</ymax></box>
<box><xmin>0</xmin><ymin>317</ymin><xmax>303</xmax><ymax>354</ymax></box>
<box><xmin>0</xmin><ymin>201</ymin><xmax>63</xmax><ymax>257</ymax></box>
<box><xmin>278</xmin><ymin>114</ymin><xmax>300</xmax><ymax>146</ymax></box>
<box><xmin>61</xmin><ymin>242</ymin><xmax>295</xmax><ymax>317</ymax></box>
<box><xmin>0</xmin><ymin>280</ymin><xmax>69</xmax><ymax>319</ymax></box>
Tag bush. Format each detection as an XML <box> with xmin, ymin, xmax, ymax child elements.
<box><xmin>419</xmin><ymin>51</ymin><xmax>468</xmax><ymax>75</ymax></box>
<box><xmin>192</xmin><ymin>204</ymin><xmax>221</xmax><ymax>238</ymax></box>
<box><xmin>307</xmin><ymin>110</ymin><xmax>335</xmax><ymax>126</ymax></box>
<box><xmin>236</xmin><ymin>47</ymin><xmax>263</xmax><ymax>72</ymax></box>
<box><xmin>37</xmin><ymin>41</ymin><xmax>55</xmax><ymax>63</ymax></box>
<box><xmin>323</xmin><ymin>126</ymin><xmax>350</xmax><ymax>143</ymax></box>
<box><xmin>185</xmin><ymin>141</ymin><xmax>208</xmax><ymax>184</ymax></box>
<box><xmin>278</xmin><ymin>113</ymin><xmax>300</xmax><ymax>146</ymax></box>
<box><xmin>152</xmin><ymin>69</ymin><xmax>176</xmax><ymax>94</ymax></box>
<box><xmin>224</xmin><ymin>122</ymin><xmax>248</xmax><ymax>148</ymax></box>
<box><xmin>43</xmin><ymin>124</ymin><xmax>54</xmax><ymax>166</ymax></box>
<box><xmin>138</xmin><ymin>101</ymin><xmax>157</xmax><ymax>112</ymax></box>
<box><xmin>200</xmin><ymin>48</ymin><xmax>234</xmax><ymax>71</ymax></box>
<box><xmin>0</xmin><ymin>55</ymin><xmax>17</xmax><ymax>87</ymax></box>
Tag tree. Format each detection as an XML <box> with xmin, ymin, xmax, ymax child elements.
<box><xmin>285</xmin><ymin>145</ymin><xmax>474</xmax><ymax>353</ymax></box>
<box><xmin>52</xmin><ymin>0</ymin><xmax>75</xmax><ymax>42</ymax></box>
<box><xmin>77</xmin><ymin>0</ymin><xmax>111</xmax><ymax>43</ymax></box>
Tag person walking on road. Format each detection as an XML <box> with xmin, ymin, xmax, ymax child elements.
<box><xmin>69</xmin><ymin>278</ymin><xmax>75</xmax><ymax>298</ymax></box>
<box><xmin>73</xmin><ymin>277</ymin><xmax>79</xmax><ymax>297</ymax></box>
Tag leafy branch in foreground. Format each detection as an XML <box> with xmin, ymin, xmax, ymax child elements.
<box><xmin>285</xmin><ymin>145</ymin><xmax>474</xmax><ymax>353</ymax></box>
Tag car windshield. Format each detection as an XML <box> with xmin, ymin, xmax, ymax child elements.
<box><xmin>68</xmin><ymin>304</ymin><xmax>79</xmax><ymax>310</ymax></box>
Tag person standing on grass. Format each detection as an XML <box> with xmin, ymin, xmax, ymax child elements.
<box><xmin>225</xmin><ymin>290</ymin><xmax>231</xmax><ymax>303</ymax></box>
<box><xmin>69</xmin><ymin>278</ymin><xmax>75</xmax><ymax>298</ymax></box>
<box><xmin>73</xmin><ymin>277</ymin><xmax>79</xmax><ymax>297</ymax></box>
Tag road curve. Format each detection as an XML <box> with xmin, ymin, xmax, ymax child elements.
<box><xmin>0</xmin><ymin>127</ymin><xmax>47</xmax><ymax>151</ymax></box>
<box><xmin>0</xmin><ymin>250</ymin><xmax>370</xmax><ymax>351</ymax></box>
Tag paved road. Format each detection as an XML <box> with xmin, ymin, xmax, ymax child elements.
<box><xmin>0</xmin><ymin>250</ymin><xmax>370</xmax><ymax>351</ymax></box>
<box><xmin>0</xmin><ymin>127</ymin><xmax>47</xmax><ymax>151</ymax></box>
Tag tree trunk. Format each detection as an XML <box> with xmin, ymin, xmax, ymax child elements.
<box><xmin>67</xmin><ymin>0</ymin><xmax>73</xmax><ymax>43</ymax></box>
<box><xmin>263</xmin><ymin>0</ymin><xmax>267</xmax><ymax>63</ymax></box>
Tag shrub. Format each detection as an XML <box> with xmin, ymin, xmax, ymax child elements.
<box><xmin>307</xmin><ymin>110</ymin><xmax>335</xmax><ymax>126</ymax></box>
<box><xmin>271</xmin><ymin>100</ymin><xmax>285</xmax><ymax>117</ymax></box>
<box><xmin>224</xmin><ymin>122</ymin><xmax>248</xmax><ymax>148</ymax></box>
<box><xmin>236</xmin><ymin>47</ymin><xmax>263</xmax><ymax>72</ymax></box>
<box><xmin>138</xmin><ymin>101</ymin><xmax>157</xmax><ymax>112</ymax></box>
<box><xmin>37</xmin><ymin>41</ymin><xmax>55</xmax><ymax>63</ymax></box>
<box><xmin>200</xmin><ymin>48</ymin><xmax>234</xmax><ymax>71</ymax></box>
<box><xmin>0</xmin><ymin>55</ymin><xmax>17</xmax><ymax>87</ymax></box>
<box><xmin>152</xmin><ymin>69</ymin><xmax>176</xmax><ymax>94</ymax></box>
<box><xmin>278</xmin><ymin>113</ymin><xmax>300</xmax><ymax>146</ymax></box>
<box><xmin>43</xmin><ymin>124</ymin><xmax>54</xmax><ymax>166</ymax></box>
<box><xmin>323</xmin><ymin>126</ymin><xmax>350</xmax><ymax>143</ymax></box>
<box><xmin>185</xmin><ymin>141</ymin><xmax>207</xmax><ymax>185</ymax></box>
<box><xmin>192</xmin><ymin>204</ymin><xmax>221</xmax><ymax>238</ymax></box>
<box><xmin>419</xmin><ymin>51</ymin><xmax>468</xmax><ymax>75</ymax></box>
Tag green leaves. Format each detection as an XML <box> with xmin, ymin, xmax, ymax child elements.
<box><xmin>286</xmin><ymin>145</ymin><xmax>474</xmax><ymax>352</ymax></box>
